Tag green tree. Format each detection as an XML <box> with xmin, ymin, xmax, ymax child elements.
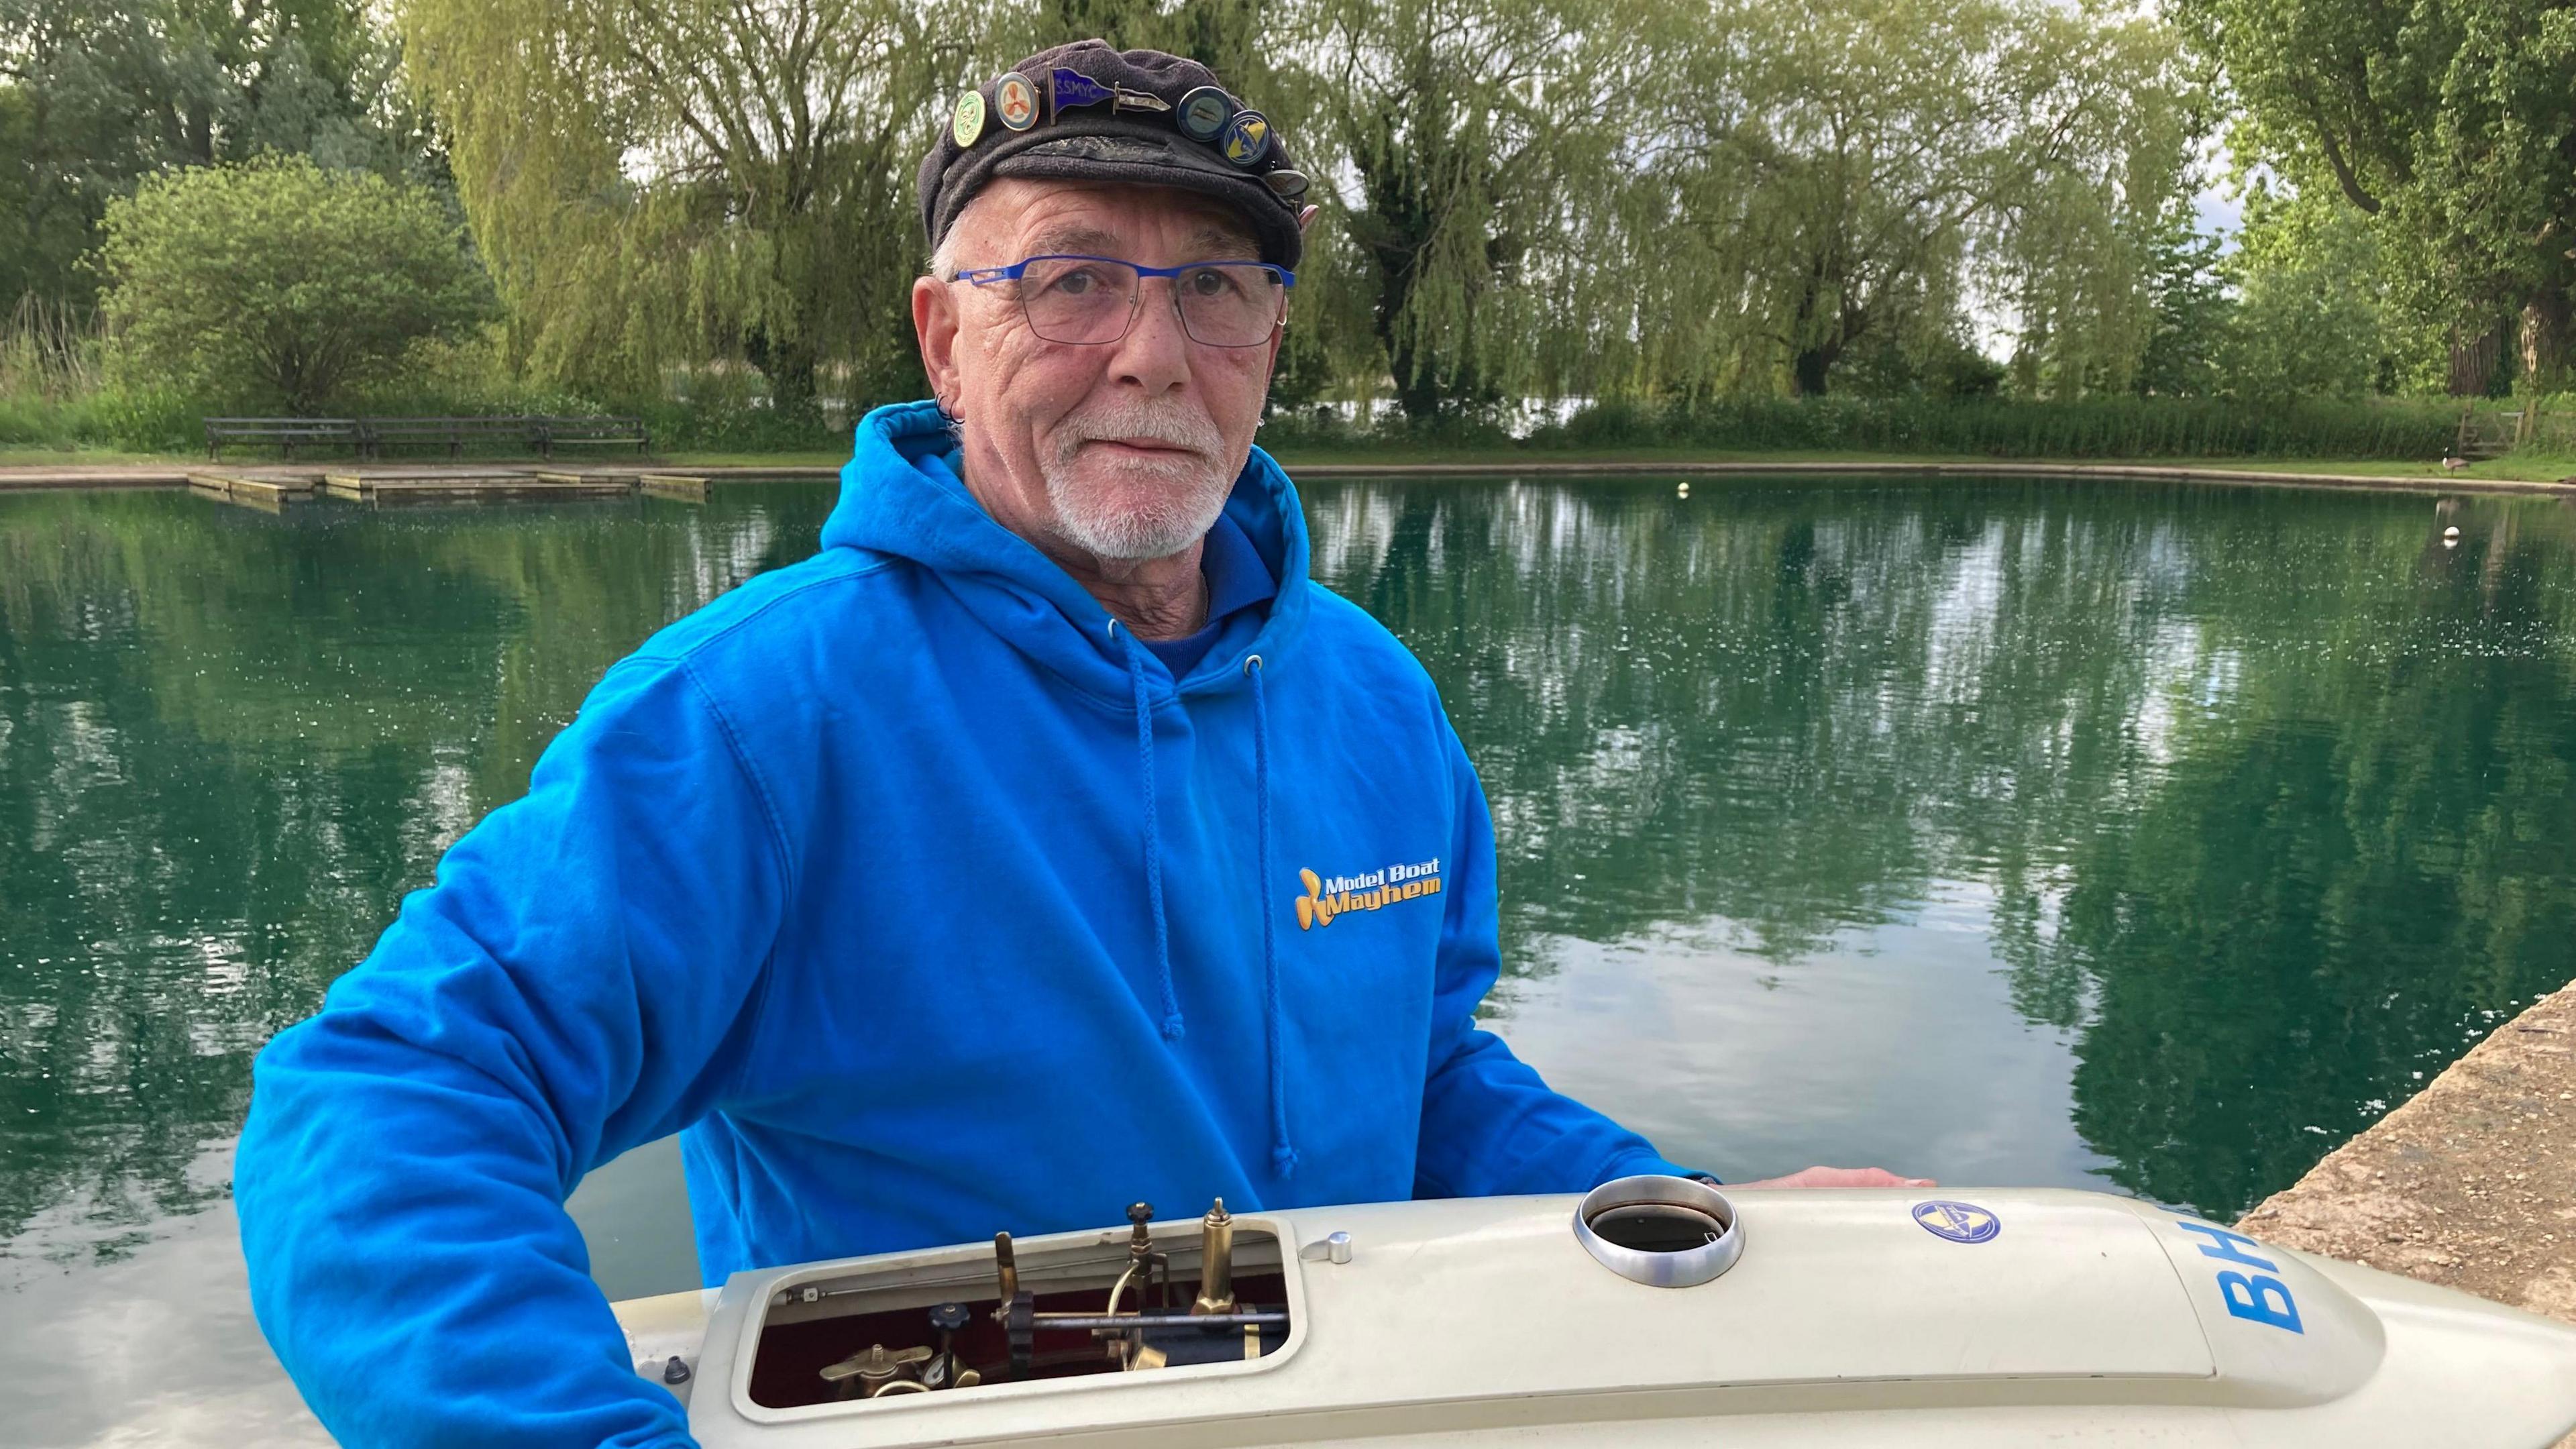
<box><xmin>398</xmin><ymin>0</ymin><xmax>978</xmax><ymax>420</ymax></box>
<box><xmin>2175</xmin><ymin>0</ymin><xmax>2576</xmax><ymax>392</ymax></box>
<box><xmin>96</xmin><ymin>156</ymin><xmax>492</xmax><ymax>411</ymax></box>
<box><xmin>1639</xmin><ymin>0</ymin><xmax>2196</xmax><ymax>398</ymax></box>
<box><xmin>2217</xmin><ymin>182</ymin><xmax>2398</xmax><ymax>401</ymax></box>
<box><xmin>0</xmin><ymin>0</ymin><xmax>433</xmax><ymax>311</ymax></box>
<box><xmin>2133</xmin><ymin>204</ymin><xmax>2237</xmax><ymax>397</ymax></box>
<box><xmin>1293</xmin><ymin>0</ymin><xmax>1652</xmax><ymax>420</ymax></box>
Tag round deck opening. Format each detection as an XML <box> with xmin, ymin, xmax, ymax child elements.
<box><xmin>1588</xmin><ymin>1202</ymin><xmax>1728</xmax><ymax>1252</ymax></box>
<box><xmin>1574</xmin><ymin>1175</ymin><xmax>1742</xmax><ymax>1287</ymax></box>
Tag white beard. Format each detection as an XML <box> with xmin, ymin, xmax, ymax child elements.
<box><xmin>1040</xmin><ymin>400</ymin><xmax>1235</xmax><ymax>561</ymax></box>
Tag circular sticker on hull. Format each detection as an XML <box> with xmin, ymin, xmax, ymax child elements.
<box><xmin>995</xmin><ymin>72</ymin><xmax>1039</xmax><ymax>131</ymax></box>
<box><xmin>1912</xmin><ymin>1199</ymin><xmax>2000</xmax><ymax>1244</ymax></box>
<box><xmin>1177</xmin><ymin>85</ymin><xmax>1234</xmax><ymax>142</ymax></box>
<box><xmin>951</xmin><ymin>89</ymin><xmax>986</xmax><ymax>148</ymax></box>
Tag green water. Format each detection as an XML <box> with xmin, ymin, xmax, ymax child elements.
<box><xmin>4</xmin><ymin>476</ymin><xmax>2575</xmax><ymax>1306</ymax></box>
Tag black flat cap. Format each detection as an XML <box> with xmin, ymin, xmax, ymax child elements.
<box><xmin>919</xmin><ymin>40</ymin><xmax>1307</xmax><ymax>272</ymax></box>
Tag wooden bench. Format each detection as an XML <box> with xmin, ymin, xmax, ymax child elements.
<box><xmin>358</xmin><ymin>416</ymin><xmax>537</xmax><ymax>460</ymax></box>
<box><xmin>205</xmin><ymin>417</ymin><xmax>361</xmax><ymax>461</ymax></box>
<box><xmin>529</xmin><ymin>415</ymin><xmax>651</xmax><ymax>458</ymax></box>
<box><xmin>209</xmin><ymin>415</ymin><xmax>653</xmax><ymax>462</ymax></box>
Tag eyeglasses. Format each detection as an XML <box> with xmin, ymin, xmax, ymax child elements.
<box><xmin>952</xmin><ymin>254</ymin><xmax>1295</xmax><ymax>348</ymax></box>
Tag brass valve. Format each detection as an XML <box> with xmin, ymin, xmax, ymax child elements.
<box><xmin>818</xmin><ymin>1342</ymin><xmax>930</xmax><ymax>1399</ymax></box>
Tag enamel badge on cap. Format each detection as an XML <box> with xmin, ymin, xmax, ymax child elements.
<box><xmin>1050</xmin><ymin>67</ymin><xmax>1114</xmax><ymax>113</ymax></box>
<box><xmin>994</xmin><ymin>72</ymin><xmax>1038</xmax><ymax>131</ymax></box>
<box><xmin>1263</xmin><ymin>168</ymin><xmax>1309</xmax><ymax>198</ymax></box>
<box><xmin>1176</xmin><ymin>85</ymin><xmax>1234</xmax><ymax>142</ymax></box>
<box><xmin>1220</xmin><ymin>109</ymin><xmax>1271</xmax><ymax>168</ymax></box>
<box><xmin>951</xmin><ymin>89</ymin><xmax>987</xmax><ymax>148</ymax></box>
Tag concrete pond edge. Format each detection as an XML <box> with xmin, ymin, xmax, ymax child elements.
<box><xmin>2238</xmin><ymin>982</ymin><xmax>2576</xmax><ymax>1338</ymax></box>
<box><xmin>5</xmin><ymin>459</ymin><xmax>2575</xmax><ymax>497</ymax></box>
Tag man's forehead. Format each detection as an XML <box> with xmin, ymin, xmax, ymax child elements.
<box><xmin>963</xmin><ymin>179</ymin><xmax>1258</xmax><ymax>258</ymax></box>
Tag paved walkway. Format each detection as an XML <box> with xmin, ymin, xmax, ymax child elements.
<box><xmin>1286</xmin><ymin>460</ymin><xmax>2576</xmax><ymax>496</ymax></box>
<box><xmin>0</xmin><ymin>462</ymin><xmax>841</xmax><ymax>491</ymax></box>
<box><xmin>5</xmin><ymin>459</ymin><xmax>2574</xmax><ymax>496</ymax></box>
<box><xmin>2238</xmin><ymin>982</ymin><xmax>2576</xmax><ymax>1325</ymax></box>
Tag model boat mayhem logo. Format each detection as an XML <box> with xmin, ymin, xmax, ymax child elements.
<box><xmin>1295</xmin><ymin>859</ymin><xmax>1442</xmax><ymax>929</ymax></box>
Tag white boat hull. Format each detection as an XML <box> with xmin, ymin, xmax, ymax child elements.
<box><xmin>614</xmin><ymin>1185</ymin><xmax>2576</xmax><ymax>1446</ymax></box>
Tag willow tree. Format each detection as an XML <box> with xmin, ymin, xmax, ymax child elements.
<box><xmin>398</xmin><ymin>0</ymin><xmax>977</xmax><ymax>415</ymax></box>
<box><xmin>1635</xmin><ymin>0</ymin><xmax>2195</xmax><ymax>397</ymax></box>
<box><xmin>1289</xmin><ymin>0</ymin><xmax>1658</xmax><ymax>420</ymax></box>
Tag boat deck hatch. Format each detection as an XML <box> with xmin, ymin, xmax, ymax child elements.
<box><xmin>745</xmin><ymin>1199</ymin><xmax>1288</xmax><ymax>1409</ymax></box>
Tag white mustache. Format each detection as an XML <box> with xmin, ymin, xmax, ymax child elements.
<box><xmin>1055</xmin><ymin>400</ymin><xmax>1224</xmax><ymax>462</ymax></box>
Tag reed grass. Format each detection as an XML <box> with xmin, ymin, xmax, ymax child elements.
<box><xmin>0</xmin><ymin>286</ymin><xmax>2539</xmax><ymax>466</ymax></box>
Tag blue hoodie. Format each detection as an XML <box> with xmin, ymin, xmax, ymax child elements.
<box><xmin>235</xmin><ymin>400</ymin><xmax>1699</xmax><ymax>1448</ymax></box>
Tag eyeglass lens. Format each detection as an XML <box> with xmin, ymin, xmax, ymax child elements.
<box><xmin>1016</xmin><ymin>259</ymin><xmax>1284</xmax><ymax>347</ymax></box>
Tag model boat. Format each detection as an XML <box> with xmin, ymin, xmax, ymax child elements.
<box><xmin>609</xmin><ymin>1175</ymin><xmax>2576</xmax><ymax>1446</ymax></box>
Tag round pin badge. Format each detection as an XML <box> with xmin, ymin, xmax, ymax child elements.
<box><xmin>1220</xmin><ymin>109</ymin><xmax>1272</xmax><ymax>169</ymax></box>
<box><xmin>951</xmin><ymin>89</ymin><xmax>986</xmax><ymax>148</ymax></box>
<box><xmin>1263</xmin><ymin>168</ymin><xmax>1310</xmax><ymax>199</ymax></box>
<box><xmin>1176</xmin><ymin>85</ymin><xmax>1234</xmax><ymax>143</ymax></box>
<box><xmin>994</xmin><ymin>71</ymin><xmax>1039</xmax><ymax>131</ymax></box>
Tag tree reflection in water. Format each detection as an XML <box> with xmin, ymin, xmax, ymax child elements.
<box><xmin>1311</xmin><ymin>477</ymin><xmax>2576</xmax><ymax>1215</ymax></box>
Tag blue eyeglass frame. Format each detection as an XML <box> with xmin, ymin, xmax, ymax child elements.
<box><xmin>951</xmin><ymin>254</ymin><xmax>1297</xmax><ymax>347</ymax></box>
<box><xmin>953</xmin><ymin>254</ymin><xmax>1299</xmax><ymax>290</ymax></box>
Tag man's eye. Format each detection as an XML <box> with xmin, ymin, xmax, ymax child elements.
<box><xmin>1184</xmin><ymin>268</ymin><xmax>1247</xmax><ymax>299</ymax></box>
<box><xmin>1044</xmin><ymin>265</ymin><xmax>1118</xmax><ymax>297</ymax></box>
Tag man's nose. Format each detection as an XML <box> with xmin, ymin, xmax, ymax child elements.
<box><xmin>1108</xmin><ymin>277</ymin><xmax>1193</xmax><ymax>392</ymax></box>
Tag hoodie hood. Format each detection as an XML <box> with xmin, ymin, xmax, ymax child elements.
<box><xmin>822</xmin><ymin>400</ymin><xmax>1312</xmax><ymax>700</ymax></box>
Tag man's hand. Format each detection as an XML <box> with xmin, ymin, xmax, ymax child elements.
<box><xmin>1728</xmin><ymin>1165</ymin><xmax>1934</xmax><ymax>1189</ymax></box>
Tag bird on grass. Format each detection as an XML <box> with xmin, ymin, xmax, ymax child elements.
<box><xmin>2440</xmin><ymin>454</ymin><xmax>2470</xmax><ymax>472</ymax></box>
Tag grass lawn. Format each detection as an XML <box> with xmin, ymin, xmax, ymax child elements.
<box><xmin>657</xmin><ymin>451</ymin><xmax>847</xmax><ymax>469</ymax></box>
<box><xmin>0</xmin><ymin>446</ymin><xmax>202</xmax><ymax>468</ymax></box>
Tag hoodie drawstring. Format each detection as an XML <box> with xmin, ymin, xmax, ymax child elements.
<box><xmin>1112</xmin><ymin>623</ymin><xmax>1185</xmax><ymax>1043</ymax></box>
<box><xmin>1246</xmin><ymin>654</ymin><xmax>1297</xmax><ymax>1179</ymax></box>
<box><xmin>1108</xmin><ymin>623</ymin><xmax>1297</xmax><ymax>1179</ymax></box>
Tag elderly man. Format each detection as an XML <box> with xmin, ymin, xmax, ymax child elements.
<box><xmin>235</xmin><ymin>40</ymin><xmax>1920</xmax><ymax>1449</ymax></box>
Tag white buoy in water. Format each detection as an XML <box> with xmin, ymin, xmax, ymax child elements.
<box><xmin>2444</xmin><ymin>525</ymin><xmax>2461</xmax><ymax>547</ymax></box>
<box><xmin>1677</xmin><ymin>481</ymin><xmax>1690</xmax><ymax>497</ymax></box>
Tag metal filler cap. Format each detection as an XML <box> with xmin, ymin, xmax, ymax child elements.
<box><xmin>1573</xmin><ymin>1174</ymin><xmax>1743</xmax><ymax>1288</ymax></box>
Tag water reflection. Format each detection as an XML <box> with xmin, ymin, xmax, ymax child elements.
<box><xmin>1309</xmin><ymin>477</ymin><xmax>2576</xmax><ymax>1214</ymax></box>
<box><xmin>1</xmin><ymin>476</ymin><xmax>2573</xmax><ymax>1295</ymax></box>
<box><xmin>0</xmin><ymin>488</ymin><xmax>830</xmax><ymax>1273</ymax></box>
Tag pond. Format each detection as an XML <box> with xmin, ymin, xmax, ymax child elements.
<box><xmin>4</xmin><ymin>474</ymin><xmax>2575</xmax><ymax>1443</ymax></box>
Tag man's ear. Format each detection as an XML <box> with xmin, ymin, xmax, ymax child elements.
<box><xmin>913</xmin><ymin>273</ymin><xmax>963</xmax><ymax>415</ymax></box>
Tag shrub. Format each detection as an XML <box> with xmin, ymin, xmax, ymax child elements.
<box><xmin>96</xmin><ymin>157</ymin><xmax>494</xmax><ymax>414</ymax></box>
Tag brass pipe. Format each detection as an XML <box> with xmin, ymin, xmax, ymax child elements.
<box><xmin>1191</xmin><ymin>1198</ymin><xmax>1235</xmax><ymax>1316</ymax></box>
